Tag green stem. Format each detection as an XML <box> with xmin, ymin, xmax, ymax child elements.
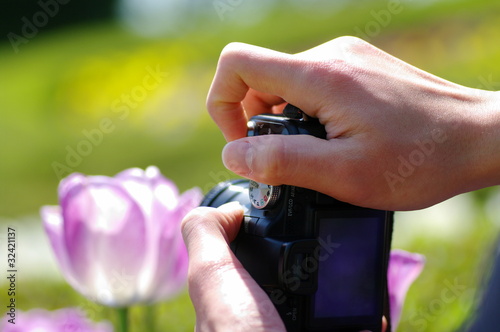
<box><xmin>117</xmin><ymin>307</ymin><xmax>129</xmax><ymax>332</ymax></box>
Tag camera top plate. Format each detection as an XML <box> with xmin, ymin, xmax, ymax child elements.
<box><xmin>247</xmin><ymin>105</ymin><xmax>327</xmax><ymax>139</ymax></box>
<box><xmin>249</xmin><ymin>180</ymin><xmax>282</xmax><ymax>209</ymax></box>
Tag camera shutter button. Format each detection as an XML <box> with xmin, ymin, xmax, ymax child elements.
<box><xmin>249</xmin><ymin>180</ymin><xmax>281</xmax><ymax>209</ymax></box>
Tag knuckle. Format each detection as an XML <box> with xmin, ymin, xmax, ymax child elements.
<box><xmin>299</xmin><ymin>44</ymin><xmax>368</xmax><ymax>92</ymax></box>
<box><xmin>333</xmin><ymin>36</ymin><xmax>376</xmax><ymax>58</ymax></box>
<box><xmin>300</xmin><ymin>59</ymin><xmax>359</xmax><ymax>101</ymax></box>
<box><xmin>218</xmin><ymin>42</ymin><xmax>251</xmax><ymax>69</ymax></box>
<box><xmin>251</xmin><ymin>136</ymin><xmax>297</xmax><ymax>184</ymax></box>
<box><xmin>220</xmin><ymin>42</ymin><xmax>246</xmax><ymax>57</ymax></box>
<box><xmin>334</xmin><ymin>36</ymin><xmax>367</xmax><ymax>49</ymax></box>
<box><xmin>181</xmin><ymin>207</ymin><xmax>218</xmax><ymax>239</ymax></box>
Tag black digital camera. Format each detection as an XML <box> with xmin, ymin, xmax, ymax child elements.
<box><xmin>201</xmin><ymin>105</ymin><xmax>393</xmax><ymax>332</ymax></box>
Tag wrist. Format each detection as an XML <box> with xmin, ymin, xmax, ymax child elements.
<box><xmin>459</xmin><ymin>89</ymin><xmax>500</xmax><ymax>193</ymax></box>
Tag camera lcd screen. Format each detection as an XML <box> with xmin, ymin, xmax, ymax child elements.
<box><xmin>312</xmin><ymin>217</ymin><xmax>383</xmax><ymax>319</ymax></box>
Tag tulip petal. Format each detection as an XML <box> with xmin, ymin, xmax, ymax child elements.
<box><xmin>116</xmin><ymin>168</ymin><xmax>154</xmax><ymax>205</ymax></box>
<box><xmin>147</xmin><ymin>166</ymin><xmax>180</xmax><ymax>211</ymax></box>
<box><xmin>116</xmin><ymin>166</ymin><xmax>180</xmax><ymax>219</ymax></box>
<box><xmin>150</xmin><ymin>187</ymin><xmax>202</xmax><ymax>301</ymax></box>
<box><xmin>58</xmin><ymin>173</ymin><xmax>86</xmax><ymax>207</ymax></box>
<box><xmin>41</xmin><ymin>205</ymin><xmax>76</xmax><ymax>284</ymax></box>
<box><xmin>154</xmin><ymin>230</ymin><xmax>188</xmax><ymax>300</ymax></box>
<box><xmin>61</xmin><ymin>180</ymin><xmax>147</xmax><ymax>306</ymax></box>
<box><xmin>116</xmin><ymin>166</ymin><xmax>184</xmax><ymax>299</ymax></box>
<box><xmin>1</xmin><ymin>308</ymin><xmax>113</xmax><ymax>332</ymax></box>
<box><xmin>388</xmin><ymin>249</ymin><xmax>425</xmax><ymax>331</ymax></box>
<box><xmin>44</xmin><ymin>167</ymin><xmax>196</xmax><ymax>307</ymax></box>
<box><xmin>174</xmin><ymin>187</ymin><xmax>204</xmax><ymax>222</ymax></box>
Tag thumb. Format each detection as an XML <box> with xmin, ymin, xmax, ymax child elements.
<box><xmin>181</xmin><ymin>203</ymin><xmax>286</xmax><ymax>332</ymax></box>
<box><xmin>222</xmin><ymin>134</ymin><xmax>344</xmax><ymax>192</ymax></box>
<box><xmin>181</xmin><ymin>202</ymin><xmax>244</xmax><ymax>253</ymax></box>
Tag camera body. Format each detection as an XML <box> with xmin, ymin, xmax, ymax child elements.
<box><xmin>201</xmin><ymin>105</ymin><xmax>393</xmax><ymax>332</ymax></box>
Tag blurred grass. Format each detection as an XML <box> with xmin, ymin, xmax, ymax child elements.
<box><xmin>1</xmin><ymin>0</ymin><xmax>500</xmax><ymax>331</ymax></box>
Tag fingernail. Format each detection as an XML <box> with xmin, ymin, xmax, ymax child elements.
<box><xmin>217</xmin><ymin>201</ymin><xmax>244</xmax><ymax>213</ymax></box>
<box><xmin>222</xmin><ymin>140</ymin><xmax>252</xmax><ymax>176</ymax></box>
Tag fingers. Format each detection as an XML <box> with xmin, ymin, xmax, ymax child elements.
<box><xmin>360</xmin><ymin>317</ymin><xmax>387</xmax><ymax>332</ymax></box>
<box><xmin>181</xmin><ymin>202</ymin><xmax>244</xmax><ymax>262</ymax></box>
<box><xmin>181</xmin><ymin>204</ymin><xmax>246</xmax><ymax>330</ymax></box>
<box><xmin>181</xmin><ymin>203</ymin><xmax>245</xmax><ymax>298</ymax></box>
<box><xmin>242</xmin><ymin>89</ymin><xmax>286</xmax><ymax>117</ymax></box>
<box><xmin>206</xmin><ymin>37</ymin><xmax>379</xmax><ymax>142</ymax></box>
<box><xmin>222</xmin><ymin>134</ymin><xmax>369</xmax><ymax>202</ymax></box>
<box><xmin>181</xmin><ymin>203</ymin><xmax>286</xmax><ymax>332</ymax></box>
<box><xmin>207</xmin><ymin>42</ymin><xmax>302</xmax><ymax>141</ymax></box>
<box><xmin>182</xmin><ymin>205</ymin><xmax>388</xmax><ymax>332</ymax></box>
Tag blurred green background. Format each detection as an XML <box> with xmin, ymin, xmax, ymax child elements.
<box><xmin>1</xmin><ymin>0</ymin><xmax>500</xmax><ymax>331</ymax></box>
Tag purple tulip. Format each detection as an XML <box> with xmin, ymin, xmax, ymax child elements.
<box><xmin>388</xmin><ymin>249</ymin><xmax>426</xmax><ymax>331</ymax></box>
<box><xmin>41</xmin><ymin>166</ymin><xmax>202</xmax><ymax>307</ymax></box>
<box><xmin>0</xmin><ymin>308</ymin><xmax>113</xmax><ymax>332</ymax></box>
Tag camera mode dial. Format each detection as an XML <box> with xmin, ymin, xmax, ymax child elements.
<box><xmin>249</xmin><ymin>180</ymin><xmax>281</xmax><ymax>209</ymax></box>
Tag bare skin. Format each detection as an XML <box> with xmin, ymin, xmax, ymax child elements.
<box><xmin>182</xmin><ymin>37</ymin><xmax>500</xmax><ymax>331</ymax></box>
<box><xmin>182</xmin><ymin>203</ymin><xmax>387</xmax><ymax>332</ymax></box>
<box><xmin>207</xmin><ymin>37</ymin><xmax>500</xmax><ymax>210</ymax></box>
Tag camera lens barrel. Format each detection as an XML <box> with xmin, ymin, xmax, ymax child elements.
<box><xmin>200</xmin><ymin>178</ymin><xmax>250</xmax><ymax>210</ymax></box>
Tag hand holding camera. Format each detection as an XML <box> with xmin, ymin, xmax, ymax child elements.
<box><xmin>201</xmin><ymin>104</ymin><xmax>393</xmax><ymax>332</ymax></box>
<box><xmin>185</xmin><ymin>36</ymin><xmax>500</xmax><ymax>332</ymax></box>
<box><xmin>208</xmin><ymin>38</ymin><xmax>500</xmax><ymax>211</ymax></box>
